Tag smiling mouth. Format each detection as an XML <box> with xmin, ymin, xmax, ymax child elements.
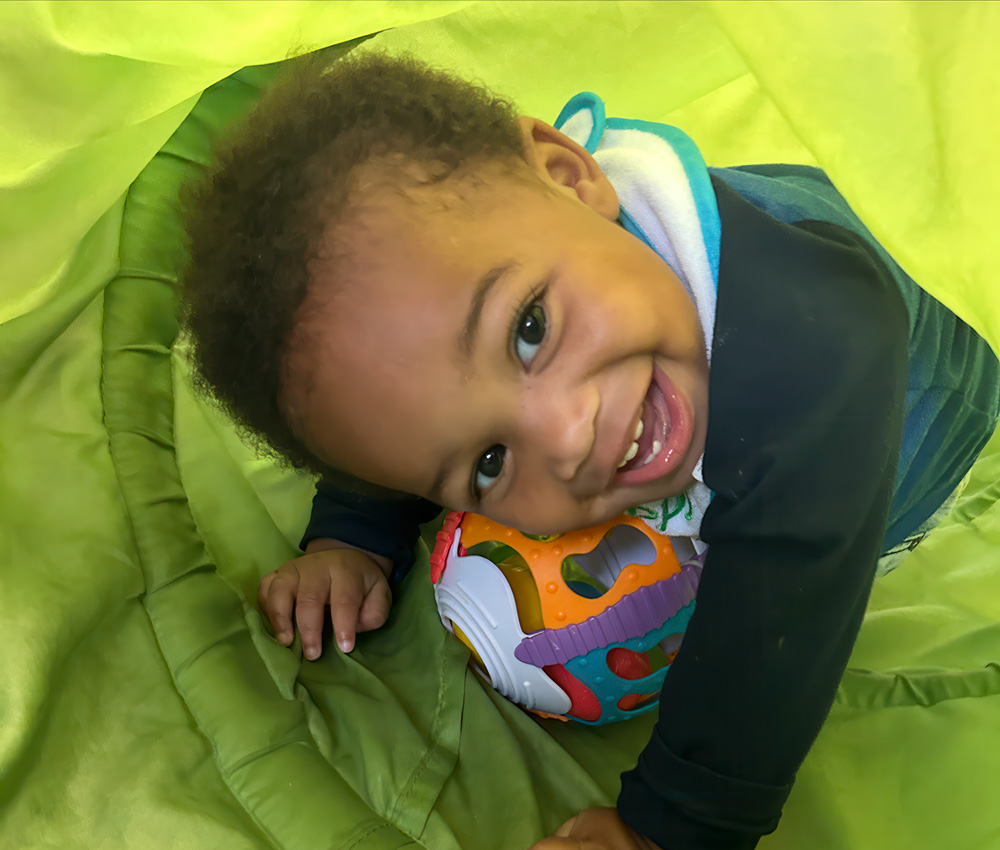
<box><xmin>617</xmin><ymin>383</ymin><xmax>670</xmax><ymax>473</ymax></box>
<box><xmin>614</xmin><ymin>367</ymin><xmax>692</xmax><ymax>486</ymax></box>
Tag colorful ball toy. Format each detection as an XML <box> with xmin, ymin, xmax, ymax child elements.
<box><xmin>430</xmin><ymin>511</ymin><xmax>705</xmax><ymax>725</ymax></box>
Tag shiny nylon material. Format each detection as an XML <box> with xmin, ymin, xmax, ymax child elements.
<box><xmin>1</xmin><ymin>3</ymin><xmax>999</xmax><ymax>849</ymax></box>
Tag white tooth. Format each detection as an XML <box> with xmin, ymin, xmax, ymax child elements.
<box><xmin>641</xmin><ymin>440</ymin><xmax>663</xmax><ymax>467</ymax></box>
<box><xmin>633</xmin><ymin>419</ymin><xmax>644</xmax><ymax>441</ymax></box>
<box><xmin>617</xmin><ymin>440</ymin><xmax>639</xmax><ymax>468</ymax></box>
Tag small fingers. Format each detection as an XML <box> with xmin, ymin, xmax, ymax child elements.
<box><xmin>526</xmin><ymin>839</ymin><xmax>580</xmax><ymax>850</ymax></box>
<box><xmin>330</xmin><ymin>551</ymin><xmax>393</xmax><ymax>652</ymax></box>
<box><xmin>554</xmin><ymin>815</ymin><xmax>579</xmax><ymax>838</ymax></box>
<box><xmin>357</xmin><ymin>576</ymin><xmax>392</xmax><ymax>634</ymax></box>
<box><xmin>328</xmin><ymin>579</ymin><xmax>365</xmax><ymax>655</ymax></box>
<box><xmin>294</xmin><ymin>569</ymin><xmax>332</xmax><ymax>661</ymax></box>
<box><xmin>541</xmin><ymin>808</ymin><xmax>656</xmax><ymax>850</ymax></box>
<box><xmin>260</xmin><ymin>548</ymin><xmax>393</xmax><ymax>660</ymax></box>
<box><xmin>259</xmin><ymin>567</ymin><xmax>298</xmax><ymax>646</ymax></box>
<box><xmin>257</xmin><ymin>571</ymin><xmax>274</xmax><ymax>617</ymax></box>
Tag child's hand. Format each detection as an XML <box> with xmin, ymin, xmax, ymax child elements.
<box><xmin>258</xmin><ymin>539</ymin><xmax>393</xmax><ymax>659</ymax></box>
<box><xmin>528</xmin><ymin>808</ymin><xmax>663</xmax><ymax>850</ymax></box>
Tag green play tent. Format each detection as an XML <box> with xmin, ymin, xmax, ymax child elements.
<box><xmin>1</xmin><ymin>3</ymin><xmax>998</xmax><ymax>848</ymax></box>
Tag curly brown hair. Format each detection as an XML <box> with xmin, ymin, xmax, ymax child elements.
<box><xmin>178</xmin><ymin>50</ymin><xmax>524</xmax><ymax>479</ymax></box>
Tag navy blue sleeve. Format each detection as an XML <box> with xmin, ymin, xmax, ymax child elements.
<box><xmin>618</xmin><ymin>179</ymin><xmax>910</xmax><ymax>848</ymax></box>
<box><xmin>300</xmin><ymin>480</ymin><xmax>441</xmax><ymax>583</ymax></box>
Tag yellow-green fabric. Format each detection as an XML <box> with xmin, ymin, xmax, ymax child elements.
<box><xmin>1</xmin><ymin>3</ymin><xmax>997</xmax><ymax>849</ymax></box>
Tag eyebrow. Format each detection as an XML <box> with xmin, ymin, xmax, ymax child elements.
<box><xmin>459</xmin><ymin>262</ymin><xmax>516</xmax><ymax>361</ymax></box>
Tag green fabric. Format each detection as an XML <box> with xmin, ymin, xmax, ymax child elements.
<box><xmin>1</xmin><ymin>3</ymin><xmax>998</xmax><ymax>849</ymax></box>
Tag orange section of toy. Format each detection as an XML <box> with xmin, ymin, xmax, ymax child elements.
<box><xmin>457</xmin><ymin>513</ymin><xmax>682</xmax><ymax>630</ymax></box>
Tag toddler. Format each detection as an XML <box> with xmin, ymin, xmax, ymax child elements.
<box><xmin>180</xmin><ymin>52</ymin><xmax>999</xmax><ymax>850</ymax></box>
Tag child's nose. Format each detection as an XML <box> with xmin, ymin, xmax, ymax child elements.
<box><xmin>519</xmin><ymin>383</ymin><xmax>598</xmax><ymax>483</ymax></box>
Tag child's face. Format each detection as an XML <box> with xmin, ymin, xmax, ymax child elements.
<box><xmin>293</xmin><ymin>120</ymin><xmax>709</xmax><ymax>535</ymax></box>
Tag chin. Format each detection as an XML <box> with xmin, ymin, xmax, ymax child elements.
<box><xmin>616</xmin><ymin>478</ymin><xmax>689</xmax><ymax>516</ymax></box>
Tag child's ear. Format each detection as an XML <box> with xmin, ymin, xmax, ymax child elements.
<box><xmin>517</xmin><ymin>116</ymin><xmax>619</xmax><ymax>221</ymax></box>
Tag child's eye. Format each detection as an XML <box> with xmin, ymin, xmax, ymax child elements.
<box><xmin>474</xmin><ymin>444</ymin><xmax>506</xmax><ymax>497</ymax></box>
<box><xmin>513</xmin><ymin>300</ymin><xmax>546</xmax><ymax>368</ymax></box>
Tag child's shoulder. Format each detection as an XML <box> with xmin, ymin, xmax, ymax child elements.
<box><xmin>710</xmin><ymin>171</ymin><xmax>910</xmax><ymax>380</ymax></box>
<box><xmin>704</xmin><ymin>174</ymin><xmax>911</xmax><ymax>498</ymax></box>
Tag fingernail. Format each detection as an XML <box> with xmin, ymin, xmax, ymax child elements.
<box><xmin>338</xmin><ymin>638</ymin><xmax>353</xmax><ymax>653</ymax></box>
<box><xmin>278</xmin><ymin>632</ymin><xmax>291</xmax><ymax>645</ymax></box>
<box><xmin>304</xmin><ymin>646</ymin><xmax>320</xmax><ymax>660</ymax></box>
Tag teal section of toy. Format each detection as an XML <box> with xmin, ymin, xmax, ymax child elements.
<box><xmin>565</xmin><ymin>602</ymin><xmax>697</xmax><ymax>726</ymax></box>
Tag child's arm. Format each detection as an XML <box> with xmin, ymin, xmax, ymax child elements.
<box><xmin>614</xmin><ymin>178</ymin><xmax>913</xmax><ymax>849</ymax></box>
<box><xmin>301</xmin><ymin>479</ymin><xmax>442</xmax><ymax>583</ymax></box>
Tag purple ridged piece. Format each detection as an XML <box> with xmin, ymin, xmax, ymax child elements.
<box><xmin>514</xmin><ymin>560</ymin><xmax>703</xmax><ymax>667</ymax></box>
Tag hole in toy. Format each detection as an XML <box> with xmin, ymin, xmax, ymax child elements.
<box><xmin>658</xmin><ymin>633</ymin><xmax>685</xmax><ymax>665</ymax></box>
<box><xmin>561</xmin><ymin>524</ymin><xmax>657</xmax><ymax>597</ymax></box>
<box><xmin>545</xmin><ymin>663</ymin><xmax>601</xmax><ymax>722</ymax></box>
<box><xmin>451</xmin><ymin>622</ymin><xmax>489</xmax><ymax>678</ymax></box>
<box><xmin>617</xmin><ymin>692</ymin><xmax>659</xmax><ymax>712</ymax></box>
<box><xmin>669</xmin><ymin>536</ymin><xmax>698</xmax><ymax>563</ymax></box>
<box><xmin>465</xmin><ymin>541</ymin><xmax>523</xmax><ymax>565</ymax></box>
<box><xmin>606</xmin><ymin>647</ymin><xmax>651</xmax><ymax>679</ymax></box>
<box><xmin>608</xmin><ymin>648</ymin><xmax>658</xmax><ymax>713</ymax></box>
<box><xmin>635</xmin><ymin>637</ymin><xmax>685</xmax><ymax>678</ymax></box>
<box><xmin>463</xmin><ymin>542</ymin><xmax>543</xmax><ymax>633</ymax></box>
